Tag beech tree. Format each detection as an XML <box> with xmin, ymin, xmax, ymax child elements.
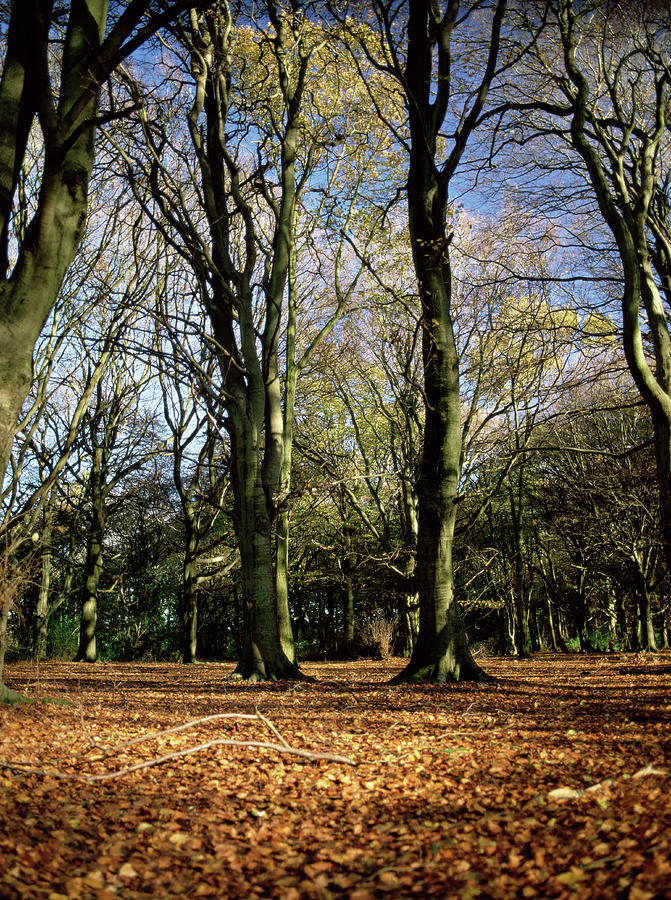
<box><xmin>116</xmin><ymin>2</ymin><xmax>320</xmax><ymax>679</ymax></box>
<box><xmin>114</xmin><ymin>0</ymin><xmax>388</xmax><ymax>679</ymax></box>
<box><xmin>0</xmin><ymin>0</ymin><xmax>209</xmax><ymax>698</ymax></box>
<box><xmin>552</xmin><ymin>0</ymin><xmax>671</xmax><ymax>580</ymax></box>
<box><xmin>494</xmin><ymin>0</ymin><xmax>671</xmax><ymax>583</ymax></box>
<box><xmin>156</xmin><ymin>287</ymin><xmax>232</xmax><ymax>663</ymax></box>
<box><xmin>336</xmin><ymin>0</ymin><xmax>510</xmax><ymax>682</ymax></box>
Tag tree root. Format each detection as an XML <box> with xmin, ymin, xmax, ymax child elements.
<box><xmin>0</xmin><ymin>683</ymin><xmax>24</xmax><ymax>704</ymax></box>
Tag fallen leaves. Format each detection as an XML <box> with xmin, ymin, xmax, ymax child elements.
<box><xmin>0</xmin><ymin>653</ymin><xmax>670</xmax><ymax>898</ymax></box>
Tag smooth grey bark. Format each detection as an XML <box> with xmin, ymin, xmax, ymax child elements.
<box><xmin>33</xmin><ymin>522</ymin><xmax>52</xmax><ymax>661</ymax></box>
<box><xmin>661</xmin><ymin>618</ymin><xmax>669</xmax><ymax>650</ymax></box>
<box><xmin>0</xmin><ymin>0</ymin><xmax>203</xmax><ymax>699</ymax></box>
<box><xmin>556</xmin><ymin>0</ymin><xmax>671</xmax><ymax>579</ymax></box>
<box><xmin>74</xmin><ymin>446</ymin><xmax>106</xmax><ymax>662</ymax></box>
<box><xmin>146</xmin><ymin>3</ymin><xmax>313</xmax><ymax>680</ymax></box>
<box><xmin>631</xmin><ymin>548</ymin><xmax>658</xmax><ymax>652</ymax></box>
<box><xmin>384</xmin><ymin>0</ymin><xmax>506</xmax><ymax>684</ymax></box>
<box><xmin>182</xmin><ymin>519</ymin><xmax>199</xmax><ymax>663</ymax></box>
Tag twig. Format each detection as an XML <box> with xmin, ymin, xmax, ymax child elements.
<box><xmin>255</xmin><ymin>708</ymin><xmax>291</xmax><ymax>749</ymax></box>
<box><xmin>0</xmin><ymin>710</ymin><xmax>356</xmax><ymax>782</ymax></box>
<box><xmin>548</xmin><ymin>763</ymin><xmax>667</xmax><ymax>801</ymax></box>
<box><xmin>76</xmin><ymin>712</ymin><xmax>263</xmax><ymax>763</ymax></box>
<box><xmin>2</xmin><ymin>739</ymin><xmax>356</xmax><ymax>783</ymax></box>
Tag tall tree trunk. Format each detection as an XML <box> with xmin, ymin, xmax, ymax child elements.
<box><xmin>33</xmin><ymin>529</ymin><xmax>52</xmax><ymax>661</ymax></box>
<box><xmin>607</xmin><ymin>590</ymin><xmax>618</xmax><ymax>652</ymax></box>
<box><xmin>74</xmin><ymin>454</ymin><xmax>106</xmax><ymax>663</ymax></box>
<box><xmin>387</xmin><ymin>0</ymin><xmax>505</xmax><ymax>683</ymax></box>
<box><xmin>660</xmin><ymin>615</ymin><xmax>669</xmax><ymax>650</ymax></box>
<box><xmin>181</xmin><ymin>521</ymin><xmax>199</xmax><ymax>663</ymax></box>
<box><xmin>0</xmin><ymin>0</ymin><xmax>107</xmax><ymax>479</ymax></box>
<box><xmin>509</xmin><ymin>420</ymin><xmax>531</xmax><ymax>658</ymax></box>
<box><xmin>229</xmin><ymin>414</ymin><xmax>303</xmax><ymax>682</ymax></box>
<box><xmin>546</xmin><ymin>593</ymin><xmax>560</xmax><ymax>652</ymax></box>
<box><xmin>275</xmin><ymin>210</ymin><xmax>299</xmax><ymax>665</ymax></box>
<box><xmin>397</xmin><ymin>581</ymin><xmax>419</xmax><ymax>657</ymax></box>
<box><xmin>513</xmin><ymin>539</ymin><xmax>531</xmax><ymax>658</ymax></box>
<box><xmin>397</xmin><ymin>463</ymin><xmax>419</xmax><ymax>657</ymax></box>
<box><xmin>74</xmin><ymin>531</ymin><xmax>104</xmax><ymax>663</ymax></box>
<box><xmin>616</xmin><ymin>587</ymin><xmax>629</xmax><ymax>651</ymax></box>
<box><xmin>529</xmin><ymin>596</ymin><xmax>541</xmax><ymax>652</ymax></box>
<box><xmin>392</xmin><ymin>260</ymin><xmax>485</xmax><ymax>682</ymax></box>
<box><xmin>275</xmin><ymin>506</ymin><xmax>295</xmax><ymax>663</ymax></box>
<box><xmin>632</xmin><ymin>550</ymin><xmax>658</xmax><ymax>652</ymax></box>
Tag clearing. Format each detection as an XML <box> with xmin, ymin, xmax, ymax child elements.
<box><xmin>1</xmin><ymin>653</ymin><xmax>669</xmax><ymax>899</ymax></box>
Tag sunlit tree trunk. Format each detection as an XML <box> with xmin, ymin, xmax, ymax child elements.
<box><xmin>230</xmin><ymin>415</ymin><xmax>297</xmax><ymax>679</ymax></box>
<box><xmin>33</xmin><ymin>522</ymin><xmax>52</xmax><ymax>661</ymax></box>
<box><xmin>390</xmin><ymin>0</ymin><xmax>506</xmax><ymax>683</ymax></box>
<box><xmin>74</xmin><ymin>450</ymin><xmax>106</xmax><ymax>663</ymax></box>
<box><xmin>660</xmin><ymin>616</ymin><xmax>670</xmax><ymax>650</ymax></box>
<box><xmin>181</xmin><ymin>518</ymin><xmax>199</xmax><ymax>664</ymax></box>
<box><xmin>545</xmin><ymin>593</ymin><xmax>561</xmax><ymax>653</ymax></box>
<box><xmin>607</xmin><ymin>590</ymin><xmax>618</xmax><ymax>652</ymax></box>
<box><xmin>557</xmin><ymin>0</ymin><xmax>671</xmax><ymax>581</ymax></box>
<box><xmin>0</xmin><ymin>0</ymin><xmax>107</xmax><ymax>478</ymax></box>
<box><xmin>275</xmin><ymin>233</ymin><xmax>299</xmax><ymax>665</ymax></box>
<box><xmin>229</xmin><ymin>414</ymin><xmax>275</xmax><ymax>677</ymax></box>
<box><xmin>632</xmin><ymin>548</ymin><xmax>657</xmax><ymax>653</ymax></box>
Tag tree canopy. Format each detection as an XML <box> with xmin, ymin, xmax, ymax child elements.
<box><xmin>1</xmin><ymin>0</ymin><xmax>670</xmax><ymax>697</ymax></box>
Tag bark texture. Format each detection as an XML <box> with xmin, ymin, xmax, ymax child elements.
<box><xmin>388</xmin><ymin>0</ymin><xmax>506</xmax><ymax>683</ymax></box>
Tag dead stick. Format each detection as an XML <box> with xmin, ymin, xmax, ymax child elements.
<box><xmin>255</xmin><ymin>708</ymin><xmax>291</xmax><ymax>749</ymax></box>
<box><xmin>67</xmin><ymin>712</ymin><xmax>263</xmax><ymax>763</ymax></box>
<box><xmin>1</xmin><ymin>737</ymin><xmax>356</xmax><ymax>783</ymax></box>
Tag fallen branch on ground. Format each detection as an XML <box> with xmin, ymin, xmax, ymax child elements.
<box><xmin>548</xmin><ymin>763</ymin><xmax>667</xmax><ymax>800</ymax></box>
<box><xmin>0</xmin><ymin>709</ymin><xmax>356</xmax><ymax>782</ymax></box>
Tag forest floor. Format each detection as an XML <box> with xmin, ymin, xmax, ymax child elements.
<box><xmin>0</xmin><ymin>653</ymin><xmax>670</xmax><ymax>900</ymax></box>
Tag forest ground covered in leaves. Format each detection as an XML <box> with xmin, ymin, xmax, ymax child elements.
<box><xmin>1</xmin><ymin>654</ymin><xmax>670</xmax><ymax>900</ymax></box>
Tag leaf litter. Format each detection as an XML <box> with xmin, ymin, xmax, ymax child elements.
<box><xmin>0</xmin><ymin>652</ymin><xmax>670</xmax><ymax>899</ymax></box>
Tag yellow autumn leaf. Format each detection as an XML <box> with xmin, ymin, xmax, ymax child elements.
<box><xmin>83</xmin><ymin>870</ymin><xmax>105</xmax><ymax>889</ymax></box>
<box><xmin>168</xmin><ymin>832</ymin><xmax>191</xmax><ymax>846</ymax></box>
<box><xmin>119</xmin><ymin>862</ymin><xmax>139</xmax><ymax>879</ymax></box>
